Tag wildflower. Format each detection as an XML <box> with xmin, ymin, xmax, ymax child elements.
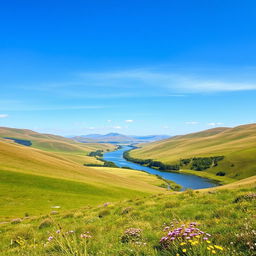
<box><xmin>48</xmin><ymin>236</ymin><xmax>54</xmax><ymax>242</ymax></box>
<box><xmin>182</xmin><ymin>248</ymin><xmax>187</xmax><ymax>252</ymax></box>
<box><xmin>207</xmin><ymin>240</ymin><xmax>211</xmax><ymax>244</ymax></box>
<box><xmin>180</xmin><ymin>242</ymin><xmax>186</xmax><ymax>246</ymax></box>
<box><xmin>56</xmin><ymin>230</ymin><xmax>61</xmax><ymax>234</ymax></box>
<box><xmin>214</xmin><ymin>245</ymin><xmax>224</xmax><ymax>251</ymax></box>
<box><xmin>121</xmin><ymin>228</ymin><xmax>142</xmax><ymax>243</ymax></box>
<box><xmin>80</xmin><ymin>233</ymin><xmax>92</xmax><ymax>239</ymax></box>
<box><xmin>212</xmin><ymin>250</ymin><xmax>216</xmax><ymax>254</ymax></box>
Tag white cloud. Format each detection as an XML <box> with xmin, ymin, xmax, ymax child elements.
<box><xmin>185</xmin><ymin>121</ymin><xmax>199</xmax><ymax>125</ymax></box>
<box><xmin>0</xmin><ymin>114</ymin><xmax>8</xmax><ymax>118</ymax></box>
<box><xmin>208</xmin><ymin>122</ymin><xmax>224</xmax><ymax>126</ymax></box>
<box><xmin>78</xmin><ymin>69</ymin><xmax>256</xmax><ymax>93</ymax></box>
<box><xmin>113</xmin><ymin>126</ymin><xmax>122</xmax><ymax>129</ymax></box>
<box><xmin>125</xmin><ymin>120</ymin><xmax>134</xmax><ymax>123</ymax></box>
<box><xmin>107</xmin><ymin>120</ymin><xmax>112</xmax><ymax>123</ymax></box>
<box><xmin>162</xmin><ymin>125</ymin><xmax>169</xmax><ymax>129</ymax></box>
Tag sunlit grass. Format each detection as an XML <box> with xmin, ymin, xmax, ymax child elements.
<box><xmin>0</xmin><ymin>185</ymin><xmax>255</xmax><ymax>255</ymax></box>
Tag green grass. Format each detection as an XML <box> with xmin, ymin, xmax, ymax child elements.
<box><xmin>0</xmin><ymin>184</ymin><xmax>255</xmax><ymax>255</ymax></box>
<box><xmin>0</xmin><ymin>139</ymin><xmax>166</xmax><ymax>220</ymax></box>
<box><xmin>0</xmin><ymin>169</ymin><xmax>153</xmax><ymax>220</ymax></box>
<box><xmin>131</xmin><ymin>123</ymin><xmax>256</xmax><ymax>181</ymax></box>
<box><xmin>0</xmin><ymin>126</ymin><xmax>255</xmax><ymax>255</ymax></box>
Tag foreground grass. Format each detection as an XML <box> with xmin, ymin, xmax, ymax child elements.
<box><xmin>0</xmin><ymin>185</ymin><xmax>255</xmax><ymax>256</ymax></box>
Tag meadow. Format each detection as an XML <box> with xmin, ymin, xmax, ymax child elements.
<box><xmin>0</xmin><ymin>180</ymin><xmax>255</xmax><ymax>256</ymax></box>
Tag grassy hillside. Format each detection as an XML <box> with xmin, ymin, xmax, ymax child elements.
<box><xmin>0</xmin><ymin>178</ymin><xmax>255</xmax><ymax>256</ymax></box>
<box><xmin>0</xmin><ymin>127</ymin><xmax>115</xmax><ymax>165</ymax></box>
<box><xmin>0</xmin><ymin>140</ymin><xmax>165</xmax><ymax>220</ymax></box>
<box><xmin>131</xmin><ymin>124</ymin><xmax>256</xmax><ymax>181</ymax></box>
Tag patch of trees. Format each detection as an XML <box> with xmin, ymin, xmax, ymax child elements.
<box><xmin>88</xmin><ymin>150</ymin><xmax>104</xmax><ymax>157</ymax></box>
<box><xmin>123</xmin><ymin>151</ymin><xmax>180</xmax><ymax>171</ymax></box>
<box><xmin>180</xmin><ymin>156</ymin><xmax>224</xmax><ymax>171</ymax></box>
<box><xmin>84</xmin><ymin>159</ymin><xmax>118</xmax><ymax>168</ymax></box>
<box><xmin>124</xmin><ymin>150</ymin><xmax>224</xmax><ymax>172</ymax></box>
<box><xmin>216</xmin><ymin>171</ymin><xmax>226</xmax><ymax>176</ymax></box>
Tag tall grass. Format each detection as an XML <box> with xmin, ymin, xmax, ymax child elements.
<box><xmin>1</xmin><ymin>186</ymin><xmax>255</xmax><ymax>255</ymax></box>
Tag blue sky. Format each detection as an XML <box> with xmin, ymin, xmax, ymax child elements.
<box><xmin>1</xmin><ymin>0</ymin><xmax>256</xmax><ymax>136</ymax></box>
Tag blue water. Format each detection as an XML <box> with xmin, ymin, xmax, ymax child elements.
<box><xmin>103</xmin><ymin>146</ymin><xmax>218</xmax><ymax>190</ymax></box>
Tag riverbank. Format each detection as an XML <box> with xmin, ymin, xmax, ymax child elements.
<box><xmin>125</xmin><ymin>148</ymin><xmax>234</xmax><ymax>185</ymax></box>
<box><xmin>178</xmin><ymin>169</ymin><xmax>235</xmax><ymax>185</ymax></box>
<box><xmin>103</xmin><ymin>146</ymin><xmax>218</xmax><ymax>190</ymax></box>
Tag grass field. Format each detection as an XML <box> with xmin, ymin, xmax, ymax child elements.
<box><xmin>0</xmin><ymin>178</ymin><xmax>255</xmax><ymax>256</ymax></box>
<box><xmin>0</xmin><ymin>126</ymin><xmax>255</xmax><ymax>255</ymax></box>
<box><xmin>0</xmin><ymin>138</ymin><xmax>166</xmax><ymax>220</ymax></box>
<box><xmin>131</xmin><ymin>124</ymin><xmax>256</xmax><ymax>181</ymax></box>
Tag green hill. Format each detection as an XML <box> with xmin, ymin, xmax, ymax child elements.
<box><xmin>0</xmin><ymin>127</ymin><xmax>116</xmax><ymax>165</ymax></box>
<box><xmin>130</xmin><ymin>123</ymin><xmax>256</xmax><ymax>181</ymax></box>
<box><xmin>0</xmin><ymin>138</ymin><xmax>165</xmax><ymax>220</ymax></box>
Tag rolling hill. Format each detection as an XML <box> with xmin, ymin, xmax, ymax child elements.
<box><xmin>130</xmin><ymin>123</ymin><xmax>256</xmax><ymax>180</ymax></box>
<box><xmin>0</xmin><ymin>138</ymin><xmax>165</xmax><ymax>219</ymax></box>
<box><xmin>0</xmin><ymin>127</ymin><xmax>116</xmax><ymax>165</ymax></box>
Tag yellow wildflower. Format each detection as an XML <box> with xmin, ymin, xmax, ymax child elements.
<box><xmin>207</xmin><ymin>240</ymin><xmax>211</xmax><ymax>244</ymax></box>
<box><xmin>180</xmin><ymin>242</ymin><xmax>186</xmax><ymax>246</ymax></box>
<box><xmin>212</xmin><ymin>250</ymin><xmax>216</xmax><ymax>254</ymax></box>
<box><xmin>182</xmin><ymin>249</ymin><xmax>187</xmax><ymax>252</ymax></box>
<box><xmin>214</xmin><ymin>245</ymin><xmax>224</xmax><ymax>250</ymax></box>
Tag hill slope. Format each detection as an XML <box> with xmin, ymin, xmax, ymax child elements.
<box><xmin>0</xmin><ymin>127</ymin><xmax>115</xmax><ymax>165</ymax></box>
<box><xmin>131</xmin><ymin>123</ymin><xmax>256</xmax><ymax>180</ymax></box>
<box><xmin>0</xmin><ymin>139</ymin><xmax>165</xmax><ymax>219</ymax></box>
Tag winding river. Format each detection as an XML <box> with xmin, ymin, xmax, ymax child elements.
<box><xmin>103</xmin><ymin>146</ymin><xmax>218</xmax><ymax>190</ymax></box>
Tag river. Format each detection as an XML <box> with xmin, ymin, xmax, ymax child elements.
<box><xmin>103</xmin><ymin>146</ymin><xmax>218</xmax><ymax>190</ymax></box>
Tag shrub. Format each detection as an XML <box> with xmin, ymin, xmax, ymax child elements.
<box><xmin>121</xmin><ymin>207</ymin><xmax>133</xmax><ymax>215</ymax></box>
<box><xmin>121</xmin><ymin>228</ymin><xmax>142</xmax><ymax>243</ymax></box>
<box><xmin>11</xmin><ymin>218</ymin><xmax>22</xmax><ymax>224</ymax></box>
<box><xmin>233</xmin><ymin>193</ymin><xmax>256</xmax><ymax>203</ymax></box>
<box><xmin>98</xmin><ymin>209</ymin><xmax>110</xmax><ymax>218</ymax></box>
<box><xmin>38</xmin><ymin>218</ymin><xmax>53</xmax><ymax>229</ymax></box>
<box><xmin>216</xmin><ymin>171</ymin><xmax>226</xmax><ymax>176</ymax></box>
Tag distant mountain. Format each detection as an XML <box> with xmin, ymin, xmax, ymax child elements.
<box><xmin>132</xmin><ymin>135</ymin><xmax>170</xmax><ymax>141</ymax></box>
<box><xmin>71</xmin><ymin>133</ymin><xmax>170</xmax><ymax>144</ymax></box>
